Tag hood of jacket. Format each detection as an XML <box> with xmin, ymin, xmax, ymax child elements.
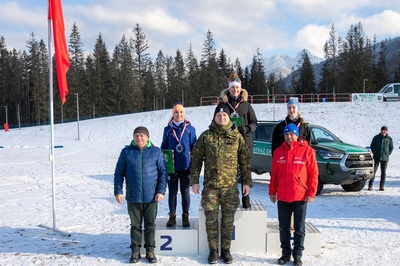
<box><xmin>167</xmin><ymin>118</ymin><xmax>191</xmax><ymax>129</ymax></box>
<box><xmin>221</xmin><ymin>88</ymin><xmax>249</xmax><ymax>103</ymax></box>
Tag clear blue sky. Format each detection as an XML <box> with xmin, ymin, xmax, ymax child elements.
<box><xmin>1</xmin><ymin>0</ymin><xmax>399</xmax><ymax>64</ymax></box>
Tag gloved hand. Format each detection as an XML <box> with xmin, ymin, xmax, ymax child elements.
<box><xmin>242</xmin><ymin>195</ymin><xmax>251</xmax><ymax>209</ymax></box>
<box><xmin>238</xmin><ymin>126</ymin><xmax>248</xmax><ymax>134</ymax></box>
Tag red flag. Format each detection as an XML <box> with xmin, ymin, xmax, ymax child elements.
<box><xmin>48</xmin><ymin>0</ymin><xmax>70</xmax><ymax>104</ymax></box>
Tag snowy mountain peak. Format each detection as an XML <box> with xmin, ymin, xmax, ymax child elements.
<box><xmin>264</xmin><ymin>50</ymin><xmax>323</xmax><ymax>78</ymax></box>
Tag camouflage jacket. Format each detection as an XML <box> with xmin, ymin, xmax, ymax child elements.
<box><xmin>190</xmin><ymin>120</ymin><xmax>252</xmax><ymax>188</ymax></box>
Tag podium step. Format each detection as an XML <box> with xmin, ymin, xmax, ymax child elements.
<box><xmin>266</xmin><ymin>221</ymin><xmax>321</xmax><ymax>255</ymax></box>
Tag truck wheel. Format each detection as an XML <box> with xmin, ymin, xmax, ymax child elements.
<box><xmin>316</xmin><ymin>179</ymin><xmax>323</xmax><ymax>195</ymax></box>
<box><xmin>341</xmin><ymin>181</ymin><xmax>366</xmax><ymax>192</ymax></box>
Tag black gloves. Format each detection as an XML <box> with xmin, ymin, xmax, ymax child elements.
<box><xmin>238</xmin><ymin>126</ymin><xmax>249</xmax><ymax>134</ymax></box>
<box><xmin>242</xmin><ymin>195</ymin><xmax>251</xmax><ymax>209</ymax></box>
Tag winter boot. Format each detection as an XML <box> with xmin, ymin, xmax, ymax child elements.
<box><xmin>208</xmin><ymin>249</ymin><xmax>219</xmax><ymax>264</ymax></box>
<box><xmin>145</xmin><ymin>252</ymin><xmax>157</xmax><ymax>263</ymax></box>
<box><xmin>277</xmin><ymin>255</ymin><xmax>291</xmax><ymax>265</ymax></box>
<box><xmin>221</xmin><ymin>249</ymin><xmax>233</xmax><ymax>264</ymax></box>
<box><xmin>379</xmin><ymin>176</ymin><xmax>386</xmax><ymax>191</ymax></box>
<box><xmin>294</xmin><ymin>256</ymin><xmax>303</xmax><ymax>266</ymax></box>
<box><xmin>166</xmin><ymin>212</ymin><xmax>176</xmax><ymax>227</ymax></box>
<box><xmin>368</xmin><ymin>183</ymin><xmax>373</xmax><ymax>191</ymax></box>
<box><xmin>129</xmin><ymin>251</ymin><xmax>141</xmax><ymax>263</ymax></box>
<box><xmin>242</xmin><ymin>195</ymin><xmax>251</xmax><ymax>209</ymax></box>
<box><xmin>182</xmin><ymin>212</ymin><xmax>190</xmax><ymax>227</ymax></box>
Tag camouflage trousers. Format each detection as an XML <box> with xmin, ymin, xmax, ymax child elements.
<box><xmin>201</xmin><ymin>186</ymin><xmax>240</xmax><ymax>250</ymax></box>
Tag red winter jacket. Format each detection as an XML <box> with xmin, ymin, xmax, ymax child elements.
<box><xmin>269</xmin><ymin>140</ymin><xmax>319</xmax><ymax>202</ymax></box>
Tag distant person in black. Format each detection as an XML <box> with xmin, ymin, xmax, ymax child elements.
<box><xmin>220</xmin><ymin>72</ymin><xmax>257</xmax><ymax>208</ymax></box>
<box><xmin>271</xmin><ymin>99</ymin><xmax>311</xmax><ymax>156</ymax></box>
<box><xmin>368</xmin><ymin>125</ymin><xmax>394</xmax><ymax>191</ymax></box>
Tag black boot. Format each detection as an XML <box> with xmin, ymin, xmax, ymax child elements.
<box><xmin>380</xmin><ymin>176</ymin><xmax>386</xmax><ymax>191</ymax></box>
<box><xmin>145</xmin><ymin>251</ymin><xmax>157</xmax><ymax>263</ymax></box>
<box><xmin>242</xmin><ymin>195</ymin><xmax>251</xmax><ymax>209</ymax></box>
<box><xmin>294</xmin><ymin>256</ymin><xmax>303</xmax><ymax>266</ymax></box>
<box><xmin>277</xmin><ymin>255</ymin><xmax>291</xmax><ymax>265</ymax></box>
<box><xmin>129</xmin><ymin>251</ymin><xmax>141</xmax><ymax>263</ymax></box>
<box><xmin>182</xmin><ymin>212</ymin><xmax>190</xmax><ymax>227</ymax></box>
<box><xmin>221</xmin><ymin>249</ymin><xmax>233</xmax><ymax>264</ymax></box>
<box><xmin>166</xmin><ymin>212</ymin><xmax>176</xmax><ymax>227</ymax></box>
<box><xmin>208</xmin><ymin>249</ymin><xmax>218</xmax><ymax>264</ymax></box>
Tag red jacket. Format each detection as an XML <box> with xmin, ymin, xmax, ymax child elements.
<box><xmin>269</xmin><ymin>140</ymin><xmax>319</xmax><ymax>202</ymax></box>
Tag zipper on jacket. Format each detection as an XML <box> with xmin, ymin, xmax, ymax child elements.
<box><xmin>140</xmin><ymin>149</ymin><xmax>144</xmax><ymax>202</ymax></box>
<box><xmin>298</xmin><ymin>176</ymin><xmax>307</xmax><ymax>191</ymax></box>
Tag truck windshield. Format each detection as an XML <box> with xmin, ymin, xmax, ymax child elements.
<box><xmin>378</xmin><ymin>84</ymin><xmax>391</xmax><ymax>93</ymax></box>
<box><xmin>310</xmin><ymin>126</ymin><xmax>341</xmax><ymax>143</ymax></box>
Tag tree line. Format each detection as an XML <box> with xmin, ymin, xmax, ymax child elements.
<box><xmin>1</xmin><ymin>22</ymin><xmax>400</xmax><ymax>127</ymax></box>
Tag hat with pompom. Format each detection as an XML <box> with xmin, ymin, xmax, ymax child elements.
<box><xmin>227</xmin><ymin>72</ymin><xmax>241</xmax><ymax>88</ymax></box>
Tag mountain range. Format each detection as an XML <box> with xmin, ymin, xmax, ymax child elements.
<box><xmin>264</xmin><ymin>49</ymin><xmax>324</xmax><ymax>78</ymax></box>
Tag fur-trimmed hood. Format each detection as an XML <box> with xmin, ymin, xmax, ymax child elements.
<box><xmin>221</xmin><ymin>88</ymin><xmax>249</xmax><ymax>103</ymax></box>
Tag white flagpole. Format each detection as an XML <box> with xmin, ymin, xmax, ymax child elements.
<box><xmin>39</xmin><ymin>1</ymin><xmax>83</xmax><ymax>237</ymax></box>
<box><xmin>39</xmin><ymin>10</ymin><xmax>71</xmax><ymax>237</ymax></box>
<box><xmin>49</xmin><ymin>17</ymin><xmax>57</xmax><ymax>231</ymax></box>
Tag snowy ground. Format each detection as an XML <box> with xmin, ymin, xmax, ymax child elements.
<box><xmin>1</xmin><ymin>101</ymin><xmax>400</xmax><ymax>265</ymax></box>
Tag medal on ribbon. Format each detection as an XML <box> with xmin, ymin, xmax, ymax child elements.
<box><xmin>175</xmin><ymin>143</ymin><xmax>184</xmax><ymax>153</ymax></box>
<box><xmin>171</xmin><ymin>122</ymin><xmax>187</xmax><ymax>154</ymax></box>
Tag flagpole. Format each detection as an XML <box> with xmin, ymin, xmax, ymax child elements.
<box><xmin>39</xmin><ymin>11</ymin><xmax>63</xmax><ymax>234</ymax></box>
<box><xmin>39</xmin><ymin>1</ymin><xmax>83</xmax><ymax>236</ymax></box>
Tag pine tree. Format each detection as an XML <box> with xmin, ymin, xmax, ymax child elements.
<box><xmin>167</xmin><ymin>49</ymin><xmax>186</xmax><ymax>106</ymax></box>
<box><xmin>66</xmin><ymin>22</ymin><xmax>86</xmax><ymax>118</ymax></box>
<box><xmin>200</xmin><ymin>30</ymin><xmax>218</xmax><ymax>96</ymax></box>
<box><xmin>154</xmin><ymin>50</ymin><xmax>167</xmax><ymax>109</ymax></box>
<box><xmin>130</xmin><ymin>23</ymin><xmax>150</xmax><ymax>111</ymax></box>
<box><xmin>110</xmin><ymin>35</ymin><xmax>134</xmax><ymax>114</ymax></box>
<box><xmin>217</xmin><ymin>49</ymin><xmax>230</xmax><ymax>92</ymax></box>
<box><xmin>297</xmin><ymin>50</ymin><xmax>316</xmax><ymax>95</ymax></box>
<box><xmin>319</xmin><ymin>24</ymin><xmax>338</xmax><ymax>94</ymax></box>
<box><xmin>373</xmin><ymin>42</ymin><xmax>388</xmax><ymax>90</ymax></box>
<box><xmin>249</xmin><ymin>48</ymin><xmax>266</xmax><ymax>95</ymax></box>
<box><xmin>341</xmin><ymin>22</ymin><xmax>374</xmax><ymax>93</ymax></box>
<box><xmin>185</xmin><ymin>43</ymin><xmax>200</xmax><ymax>106</ymax></box>
<box><xmin>26</xmin><ymin>33</ymin><xmax>48</xmax><ymax>125</ymax></box>
<box><xmin>92</xmin><ymin>33</ymin><xmax>111</xmax><ymax>116</ymax></box>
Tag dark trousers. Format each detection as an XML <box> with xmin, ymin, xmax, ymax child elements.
<box><xmin>127</xmin><ymin>201</ymin><xmax>158</xmax><ymax>252</ymax></box>
<box><xmin>277</xmin><ymin>200</ymin><xmax>308</xmax><ymax>258</ymax></box>
<box><xmin>168</xmin><ymin>170</ymin><xmax>190</xmax><ymax>213</ymax></box>
<box><xmin>370</xmin><ymin>160</ymin><xmax>388</xmax><ymax>187</ymax></box>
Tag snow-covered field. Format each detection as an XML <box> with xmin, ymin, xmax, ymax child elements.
<box><xmin>1</xmin><ymin>101</ymin><xmax>400</xmax><ymax>265</ymax></box>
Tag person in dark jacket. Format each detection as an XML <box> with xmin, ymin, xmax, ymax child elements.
<box><xmin>271</xmin><ymin>99</ymin><xmax>310</xmax><ymax>156</ymax></box>
<box><xmin>369</xmin><ymin>126</ymin><xmax>394</xmax><ymax>191</ymax></box>
<box><xmin>220</xmin><ymin>72</ymin><xmax>257</xmax><ymax>208</ymax></box>
<box><xmin>114</xmin><ymin>126</ymin><xmax>168</xmax><ymax>264</ymax></box>
<box><xmin>191</xmin><ymin>103</ymin><xmax>252</xmax><ymax>264</ymax></box>
<box><xmin>161</xmin><ymin>102</ymin><xmax>197</xmax><ymax>227</ymax></box>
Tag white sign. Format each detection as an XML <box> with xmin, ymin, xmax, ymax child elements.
<box><xmin>352</xmin><ymin>93</ymin><xmax>383</xmax><ymax>102</ymax></box>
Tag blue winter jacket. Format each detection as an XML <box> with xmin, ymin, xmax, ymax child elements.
<box><xmin>114</xmin><ymin>140</ymin><xmax>168</xmax><ymax>203</ymax></box>
<box><xmin>161</xmin><ymin>119</ymin><xmax>196</xmax><ymax>171</ymax></box>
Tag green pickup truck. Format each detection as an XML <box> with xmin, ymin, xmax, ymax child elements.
<box><xmin>251</xmin><ymin>121</ymin><xmax>374</xmax><ymax>194</ymax></box>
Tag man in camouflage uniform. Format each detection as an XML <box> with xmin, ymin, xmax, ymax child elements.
<box><xmin>191</xmin><ymin>103</ymin><xmax>252</xmax><ymax>264</ymax></box>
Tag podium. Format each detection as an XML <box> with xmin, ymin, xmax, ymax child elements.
<box><xmin>198</xmin><ymin>200</ymin><xmax>266</xmax><ymax>254</ymax></box>
<box><xmin>144</xmin><ymin>218</ymin><xmax>199</xmax><ymax>255</ymax></box>
<box><xmin>266</xmin><ymin>221</ymin><xmax>321</xmax><ymax>255</ymax></box>
<box><xmin>140</xmin><ymin>200</ymin><xmax>320</xmax><ymax>256</ymax></box>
